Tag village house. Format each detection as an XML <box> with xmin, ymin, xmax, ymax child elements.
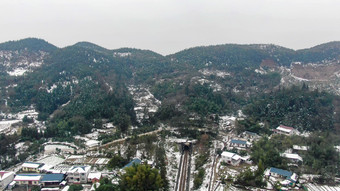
<box><xmin>88</xmin><ymin>172</ymin><xmax>102</xmax><ymax>183</ymax></box>
<box><xmin>230</xmin><ymin>139</ymin><xmax>251</xmax><ymax>149</ymax></box>
<box><xmin>14</xmin><ymin>174</ymin><xmax>42</xmax><ymax>186</ymax></box>
<box><xmin>67</xmin><ymin>166</ymin><xmax>91</xmax><ymax>184</ymax></box>
<box><xmin>265</xmin><ymin>167</ymin><xmax>298</xmax><ymax>187</ymax></box>
<box><xmin>274</xmin><ymin>125</ymin><xmax>299</xmax><ymax>136</ymax></box>
<box><xmin>292</xmin><ymin>145</ymin><xmax>308</xmax><ymax>152</ymax></box>
<box><xmin>0</xmin><ymin>171</ymin><xmax>15</xmax><ymax>190</ymax></box>
<box><xmin>221</xmin><ymin>151</ymin><xmax>241</xmax><ymax>166</ymax></box>
<box><xmin>21</xmin><ymin>162</ymin><xmax>44</xmax><ymax>173</ymax></box>
<box><xmin>40</xmin><ymin>173</ymin><xmax>65</xmax><ymax>187</ymax></box>
<box><xmin>281</xmin><ymin>153</ymin><xmax>303</xmax><ymax>163</ymax></box>
<box><xmin>240</xmin><ymin>131</ymin><xmax>260</xmax><ymax>141</ymax></box>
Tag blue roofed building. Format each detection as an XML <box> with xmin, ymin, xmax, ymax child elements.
<box><xmin>268</xmin><ymin>167</ymin><xmax>292</xmax><ymax>178</ymax></box>
<box><xmin>265</xmin><ymin>167</ymin><xmax>298</xmax><ymax>187</ymax></box>
<box><xmin>123</xmin><ymin>158</ymin><xmax>142</xmax><ymax>169</ymax></box>
<box><xmin>41</xmin><ymin>173</ymin><xmax>65</xmax><ymax>187</ymax></box>
<box><xmin>230</xmin><ymin>139</ymin><xmax>251</xmax><ymax>149</ymax></box>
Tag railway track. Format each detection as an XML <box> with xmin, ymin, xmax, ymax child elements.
<box><xmin>176</xmin><ymin>149</ymin><xmax>190</xmax><ymax>191</ymax></box>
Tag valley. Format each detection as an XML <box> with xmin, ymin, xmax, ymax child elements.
<box><xmin>0</xmin><ymin>38</ymin><xmax>340</xmax><ymax>191</ymax></box>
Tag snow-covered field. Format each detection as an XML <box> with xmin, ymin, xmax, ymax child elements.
<box><xmin>37</xmin><ymin>155</ymin><xmax>66</xmax><ymax>166</ymax></box>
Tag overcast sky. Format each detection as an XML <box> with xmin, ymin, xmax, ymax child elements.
<box><xmin>1</xmin><ymin>0</ymin><xmax>340</xmax><ymax>55</ymax></box>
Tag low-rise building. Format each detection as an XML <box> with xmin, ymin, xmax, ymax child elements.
<box><xmin>292</xmin><ymin>145</ymin><xmax>308</xmax><ymax>152</ymax></box>
<box><xmin>67</xmin><ymin>166</ymin><xmax>91</xmax><ymax>184</ymax></box>
<box><xmin>274</xmin><ymin>125</ymin><xmax>299</xmax><ymax>136</ymax></box>
<box><xmin>41</xmin><ymin>173</ymin><xmax>65</xmax><ymax>187</ymax></box>
<box><xmin>221</xmin><ymin>151</ymin><xmax>241</xmax><ymax>166</ymax></box>
<box><xmin>0</xmin><ymin>171</ymin><xmax>15</xmax><ymax>190</ymax></box>
<box><xmin>230</xmin><ymin>139</ymin><xmax>251</xmax><ymax>149</ymax></box>
<box><xmin>240</xmin><ymin>131</ymin><xmax>260</xmax><ymax>141</ymax></box>
<box><xmin>265</xmin><ymin>167</ymin><xmax>298</xmax><ymax>187</ymax></box>
<box><xmin>21</xmin><ymin>162</ymin><xmax>44</xmax><ymax>173</ymax></box>
<box><xmin>281</xmin><ymin>153</ymin><xmax>303</xmax><ymax>163</ymax></box>
<box><xmin>14</xmin><ymin>174</ymin><xmax>42</xmax><ymax>186</ymax></box>
<box><xmin>88</xmin><ymin>172</ymin><xmax>102</xmax><ymax>183</ymax></box>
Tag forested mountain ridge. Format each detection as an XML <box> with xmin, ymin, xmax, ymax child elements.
<box><xmin>0</xmin><ymin>38</ymin><xmax>340</xmax><ymax>138</ymax></box>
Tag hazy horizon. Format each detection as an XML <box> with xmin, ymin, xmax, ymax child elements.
<box><xmin>1</xmin><ymin>0</ymin><xmax>340</xmax><ymax>55</ymax></box>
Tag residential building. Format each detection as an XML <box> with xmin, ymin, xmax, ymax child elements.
<box><xmin>281</xmin><ymin>153</ymin><xmax>303</xmax><ymax>163</ymax></box>
<box><xmin>21</xmin><ymin>162</ymin><xmax>44</xmax><ymax>173</ymax></box>
<box><xmin>123</xmin><ymin>158</ymin><xmax>142</xmax><ymax>169</ymax></box>
<box><xmin>67</xmin><ymin>166</ymin><xmax>91</xmax><ymax>184</ymax></box>
<box><xmin>14</xmin><ymin>174</ymin><xmax>42</xmax><ymax>186</ymax></box>
<box><xmin>274</xmin><ymin>125</ymin><xmax>299</xmax><ymax>136</ymax></box>
<box><xmin>230</xmin><ymin>139</ymin><xmax>251</xmax><ymax>149</ymax></box>
<box><xmin>0</xmin><ymin>171</ymin><xmax>15</xmax><ymax>190</ymax></box>
<box><xmin>265</xmin><ymin>167</ymin><xmax>298</xmax><ymax>186</ymax></box>
<box><xmin>292</xmin><ymin>145</ymin><xmax>308</xmax><ymax>152</ymax></box>
<box><xmin>221</xmin><ymin>151</ymin><xmax>241</xmax><ymax>166</ymax></box>
<box><xmin>41</xmin><ymin>173</ymin><xmax>65</xmax><ymax>187</ymax></box>
<box><xmin>88</xmin><ymin>172</ymin><xmax>102</xmax><ymax>183</ymax></box>
<box><xmin>240</xmin><ymin>131</ymin><xmax>260</xmax><ymax>141</ymax></box>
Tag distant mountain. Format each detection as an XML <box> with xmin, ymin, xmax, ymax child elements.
<box><xmin>0</xmin><ymin>38</ymin><xmax>340</xmax><ymax>138</ymax></box>
<box><xmin>296</xmin><ymin>41</ymin><xmax>340</xmax><ymax>63</ymax></box>
<box><xmin>0</xmin><ymin>38</ymin><xmax>57</xmax><ymax>52</ymax></box>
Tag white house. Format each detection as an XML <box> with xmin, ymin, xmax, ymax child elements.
<box><xmin>21</xmin><ymin>162</ymin><xmax>44</xmax><ymax>173</ymax></box>
<box><xmin>67</xmin><ymin>166</ymin><xmax>91</xmax><ymax>184</ymax></box>
<box><xmin>14</xmin><ymin>174</ymin><xmax>42</xmax><ymax>186</ymax></box>
<box><xmin>292</xmin><ymin>145</ymin><xmax>308</xmax><ymax>152</ymax></box>
<box><xmin>281</xmin><ymin>153</ymin><xmax>303</xmax><ymax>163</ymax></box>
<box><xmin>274</xmin><ymin>125</ymin><xmax>299</xmax><ymax>136</ymax></box>
<box><xmin>88</xmin><ymin>172</ymin><xmax>102</xmax><ymax>183</ymax></box>
<box><xmin>0</xmin><ymin>171</ymin><xmax>15</xmax><ymax>189</ymax></box>
<box><xmin>221</xmin><ymin>151</ymin><xmax>241</xmax><ymax>166</ymax></box>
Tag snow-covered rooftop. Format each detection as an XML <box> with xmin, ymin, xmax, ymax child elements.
<box><xmin>22</xmin><ymin>162</ymin><xmax>43</xmax><ymax>168</ymax></box>
<box><xmin>88</xmin><ymin>172</ymin><xmax>102</xmax><ymax>180</ymax></box>
<box><xmin>68</xmin><ymin>166</ymin><xmax>91</xmax><ymax>173</ymax></box>
<box><xmin>281</xmin><ymin>153</ymin><xmax>303</xmax><ymax>162</ymax></box>
<box><xmin>14</xmin><ymin>175</ymin><xmax>42</xmax><ymax>181</ymax></box>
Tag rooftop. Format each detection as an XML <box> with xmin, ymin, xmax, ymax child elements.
<box><xmin>68</xmin><ymin>166</ymin><xmax>91</xmax><ymax>173</ymax></box>
<box><xmin>0</xmin><ymin>171</ymin><xmax>14</xmax><ymax>180</ymax></box>
<box><xmin>123</xmin><ymin>158</ymin><xmax>142</xmax><ymax>169</ymax></box>
<box><xmin>281</xmin><ymin>153</ymin><xmax>303</xmax><ymax>161</ymax></box>
<box><xmin>270</xmin><ymin>167</ymin><xmax>293</xmax><ymax>178</ymax></box>
<box><xmin>231</xmin><ymin>139</ymin><xmax>247</xmax><ymax>145</ymax></box>
<box><xmin>277</xmin><ymin>125</ymin><xmax>295</xmax><ymax>133</ymax></box>
<box><xmin>221</xmin><ymin>151</ymin><xmax>236</xmax><ymax>158</ymax></box>
<box><xmin>88</xmin><ymin>172</ymin><xmax>102</xmax><ymax>180</ymax></box>
<box><xmin>14</xmin><ymin>174</ymin><xmax>42</xmax><ymax>181</ymax></box>
<box><xmin>41</xmin><ymin>173</ymin><xmax>65</xmax><ymax>182</ymax></box>
<box><xmin>22</xmin><ymin>162</ymin><xmax>44</xmax><ymax>168</ymax></box>
<box><xmin>244</xmin><ymin>131</ymin><xmax>258</xmax><ymax>136</ymax></box>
